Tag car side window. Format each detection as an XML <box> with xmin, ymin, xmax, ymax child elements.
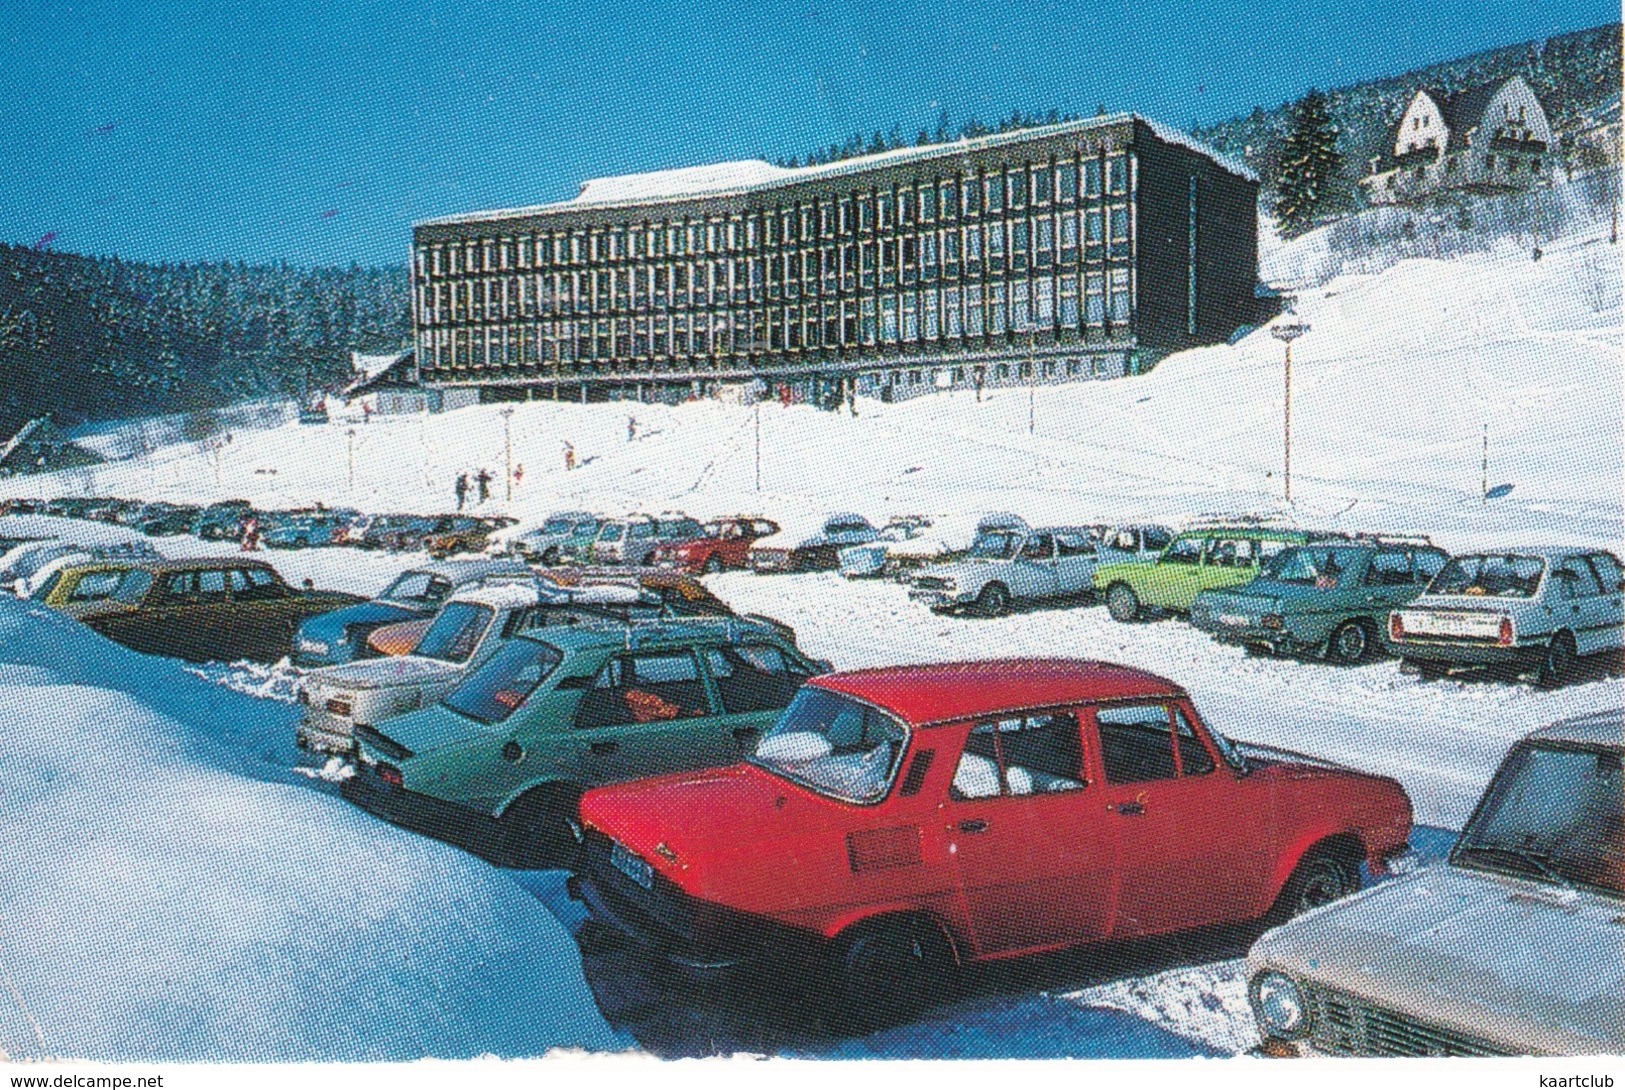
<box><xmin>1162</xmin><ymin>537</ymin><xmax>1205</xmax><ymax>565</ymax></box>
<box><xmin>1143</xmin><ymin>527</ymin><xmax>1173</xmax><ymax>551</ymax></box>
<box><xmin>1095</xmin><ymin>704</ymin><xmax>1179</xmax><ymax>784</ymax></box>
<box><xmin>1364</xmin><ymin>550</ymin><xmax>1413</xmax><ymax>587</ymax></box>
<box><xmin>705</xmin><ymin>645</ymin><xmax>806</xmax><ymax>714</ymax></box>
<box><xmin>1171</xmin><ymin>706</ymin><xmax>1215</xmax><ymax>775</ymax></box>
<box><xmin>573</xmin><ymin>651</ymin><xmax>713</xmax><ymax>730</ymax></box>
<box><xmin>235</xmin><ymin>568</ymin><xmax>286</xmax><ymax>601</ymax></box>
<box><xmin>1055</xmin><ymin>532</ymin><xmax>1095</xmax><ymax>558</ymax></box>
<box><xmin>1415</xmin><ymin>549</ymin><xmax>1448</xmax><ymax>583</ymax></box>
<box><xmin>1587</xmin><ymin>553</ymin><xmax>1623</xmax><ymax>593</ymax></box>
<box><xmin>1021</xmin><ymin>533</ymin><xmax>1055</xmax><ymax>561</ymax></box>
<box><xmin>1557</xmin><ymin>558</ymin><xmax>1605</xmax><ymax>599</ymax></box>
<box><xmin>159</xmin><ymin>572</ymin><xmax>198</xmax><ymax>605</ymax></box>
<box><xmin>67</xmin><ymin>570</ymin><xmax>123</xmax><ymax>603</ymax></box>
<box><xmin>951</xmin><ymin>712</ymin><xmax>1085</xmax><ymax>799</ymax></box>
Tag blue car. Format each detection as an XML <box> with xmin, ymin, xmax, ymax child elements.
<box><xmin>291</xmin><ymin>557</ymin><xmax>530</xmax><ymax>667</ymax></box>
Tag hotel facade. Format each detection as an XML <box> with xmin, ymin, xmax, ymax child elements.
<box><xmin>410</xmin><ymin>114</ymin><xmax>1259</xmax><ymax>404</ymax></box>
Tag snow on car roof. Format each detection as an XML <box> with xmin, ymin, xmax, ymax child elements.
<box><xmin>813</xmin><ymin>659</ymin><xmax>1183</xmax><ymax>726</ymax></box>
<box><xmin>1531</xmin><ymin>708</ymin><xmax>1623</xmax><ymax>748</ymax></box>
<box><xmin>448</xmin><ymin>580</ymin><xmax>543</xmax><ymax>611</ymax></box>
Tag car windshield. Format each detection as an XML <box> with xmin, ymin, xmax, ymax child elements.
<box><xmin>112</xmin><ymin>569</ymin><xmax>154</xmax><ymax>605</ymax></box>
<box><xmin>968</xmin><ymin>530</ymin><xmax>1021</xmax><ymax>560</ymax></box>
<box><xmin>1262</xmin><ymin>546</ymin><xmax>1360</xmax><ymax>586</ymax></box>
<box><xmin>599</xmin><ymin>524</ymin><xmax>625</xmax><ymax>542</ymax></box>
<box><xmin>64</xmin><ymin>570</ymin><xmax>125</xmax><ymax>603</ymax></box>
<box><xmin>750</xmin><ymin>687</ymin><xmax>907</xmax><ymax>803</ymax></box>
<box><xmin>1430</xmin><ymin>555</ymin><xmax>1544</xmax><ymax>598</ymax></box>
<box><xmin>442</xmin><ymin>639</ymin><xmax>563</xmax><ymax>724</ymax></box>
<box><xmin>540</xmin><ymin>518</ymin><xmax>574</xmax><ymax>535</ymax></box>
<box><xmin>381</xmin><ymin>571</ymin><xmax>453</xmax><ymax>606</ymax></box>
<box><xmin>1455</xmin><ymin>743</ymin><xmax>1623</xmax><ymax>897</ymax></box>
<box><xmin>414</xmin><ymin>602</ymin><xmax>495</xmax><ymax>664</ymax></box>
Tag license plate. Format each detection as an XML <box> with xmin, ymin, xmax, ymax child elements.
<box><xmin>1413</xmin><ymin>613</ymin><xmax>1491</xmax><ymax>637</ymax></box>
<box><xmin>610</xmin><ymin>840</ymin><xmax>653</xmax><ymax>889</ymax></box>
<box><xmin>1218</xmin><ymin>613</ymin><xmax>1251</xmax><ymax>627</ymax></box>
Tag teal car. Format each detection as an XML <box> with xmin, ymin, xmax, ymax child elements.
<box><xmin>342</xmin><ymin>616</ymin><xmax>827</xmax><ymax>866</ymax></box>
<box><xmin>1190</xmin><ymin>538</ymin><xmax>1448</xmax><ymax>664</ymax></box>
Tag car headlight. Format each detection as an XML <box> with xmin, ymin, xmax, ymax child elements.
<box><xmin>1250</xmin><ymin>971</ymin><xmax>1311</xmax><ymax>1040</ymax></box>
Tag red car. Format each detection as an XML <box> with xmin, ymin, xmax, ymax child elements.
<box><xmin>571</xmin><ymin>659</ymin><xmax>1412</xmax><ymax>1022</ymax></box>
<box><xmin>647</xmin><ymin>517</ymin><xmax>779</xmax><ymax>575</ymax></box>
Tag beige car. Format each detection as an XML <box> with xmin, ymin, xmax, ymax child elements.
<box><xmin>1246</xmin><ymin>709</ymin><xmax>1624</xmax><ymax>1057</ymax></box>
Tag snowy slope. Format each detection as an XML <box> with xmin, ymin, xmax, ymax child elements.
<box><xmin>0</xmin><ymin>595</ymin><xmax>625</xmax><ymax>1062</ymax></box>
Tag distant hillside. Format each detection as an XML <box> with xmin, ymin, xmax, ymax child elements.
<box><xmin>1192</xmin><ymin>22</ymin><xmax>1621</xmax><ymax>211</ymax></box>
<box><xmin>0</xmin><ymin>246</ymin><xmax>409</xmax><ymax>438</ymax></box>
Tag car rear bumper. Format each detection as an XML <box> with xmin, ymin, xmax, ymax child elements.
<box><xmin>1392</xmin><ymin>640</ymin><xmax>1546</xmax><ymax>669</ymax></box>
<box><xmin>296</xmin><ymin>714</ymin><xmax>356</xmax><ymax>755</ymax></box>
<box><xmin>341</xmin><ymin>761</ymin><xmax>503</xmax><ymax>850</ymax></box>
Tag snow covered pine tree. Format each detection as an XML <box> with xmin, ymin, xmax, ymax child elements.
<box><xmin>1274</xmin><ymin>89</ymin><xmax>1343</xmax><ymax>237</ymax></box>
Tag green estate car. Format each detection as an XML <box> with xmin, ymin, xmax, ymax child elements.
<box><xmin>1093</xmin><ymin>525</ymin><xmax>1332</xmax><ymax>621</ymax></box>
<box><xmin>342</xmin><ymin>616</ymin><xmax>828</xmax><ymax>866</ymax></box>
<box><xmin>1190</xmin><ymin>538</ymin><xmax>1449</xmax><ymax>664</ymax></box>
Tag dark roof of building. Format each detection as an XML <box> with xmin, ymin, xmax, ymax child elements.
<box><xmin>1371</xmin><ymin>76</ymin><xmax>1527</xmax><ymax>173</ymax></box>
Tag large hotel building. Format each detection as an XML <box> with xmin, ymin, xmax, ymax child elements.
<box><xmin>410</xmin><ymin>114</ymin><xmax>1259</xmax><ymax>404</ymax></box>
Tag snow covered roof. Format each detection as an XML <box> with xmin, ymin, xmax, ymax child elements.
<box><xmin>415</xmin><ymin>114</ymin><xmax>1256</xmax><ymax>228</ymax></box>
<box><xmin>352</xmin><ymin>350</ymin><xmax>411</xmax><ymax>381</ymax></box>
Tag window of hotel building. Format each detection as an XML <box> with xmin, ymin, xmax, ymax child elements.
<box><xmin>966</xmin><ymin>284</ymin><xmax>985</xmax><ymax>335</ymax></box>
<box><xmin>877</xmin><ymin>295</ymin><xmax>898</xmax><ymax>342</ymax></box>
<box><xmin>596</xmin><ymin>319</ymin><xmax>613</xmax><ymax>360</ymax></box>
<box><xmin>901</xmin><ymin>236</ymin><xmax>919</xmax><ymax>285</ymax></box>
<box><xmin>1011</xmin><ymin>219</ymin><xmax>1030</xmax><ymax>272</ymax></box>
<box><xmin>1036</xmin><ymin>217</ymin><xmax>1055</xmax><ymax>267</ymax></box>
<box><xmin>1109</xmin><ymin>269</ymin><xmax>1130</xmax><ymax>322</ymax></box>
<box><xmin>787</xmin><ymin>307</ymin><xmax>804</xmax><ymax>349</ymax></box>
<box><xmin>1084</xmin><ymin>158</ymin><xmax>1102</xmax><ymax>197</ymax></box>
<box><xmin>616</xmin><ymin>320</ymin><xmax>632</xmax><ymax>360</ymax></box>
<box><xmin>797</xmin><ymin>206</ymin><xmax>812</xmax><ymax>242</ymax></box>
<box><xmin>448</xmin><ymin>247</ymin><xmax>460</xmax><ymax>276</ymax></box>
<box><xmin>839</xmin><ymin>198</ymin><xmax>853</xmax><ymax>235</ymax></box>
<box><xmin>750</xmin><ymin>259</ymin><xmax>764</xmax><ymax>301</ymax></box>
<box><xmin>945</xmin><ymin>287</ymin><xmax>963</xmax><ymax>337</ymax></box>
<box><xmin>841</xmin><ymin>244</ymin><xmax>857</xmax><ymax>291</ymax></box>
<box><xmin>881</xmin><ymin>240</ymin><xmax>898</xmax><ymax>287</ymax></box>
<box><xmin>920</xmin><ymin>185</ymin><xmax>936</xmax><ymax>222</ymax></box>
<box><xmin>985</xmin><ymin>174</ymin><xmax>1004</xmax><ymax>213</ymax></box>
<box><xmin>822</xmin><ymin>301</ymin><xmax>839</xmax><ymax>345</ymax></box>
<box><xmin>1010</xmin><ymin>280</ymin><xmax>1030</xmax><ymax>331</ymax></box>
<box><xmin>987</xmin><ymin>223</ymin><xmax>1006</xmax><ymax>269</ymax></box>
<box><xmin>484</xmin><ymin>240</ymin><xmax>496</xmax><ymax>271</ymax></box>
<box><xmin>1086</xmin><ymin>208</ymin><xmax>1104</xmax><ymax>244</ymax></box>
<box><xmin>940</xmin><ymin>180</ymin><xmax>958</xmax><ymax>219</ymax></box>
<box><xmin>782</xmin><ymin>253</ymin><xmax>799</xmax><ymax>299</ymax></box>
<box><xmin>1019</xmin><ymin>360</ymin><xmax>1031</xmax><ymax>378</ymax></box>
<box><xmin>997</xmin><ymin>362</ymin><xmax>1010</xmax><ymax>378</ymax></box>
<box><xmin>1108</xmin><ymin>156</ymin><xmax>1127</xmax><ymax>194</ymax></box>
<box><xmin>901</xmin><ymin>293</ymin><xmax>919</xmax><ymax>340</ymax></box>
<box><xmin>611</xmin><ymin>231</ymin><xmax>626</xmax><ymax>261</ymax></box>
<box><xmin>943</xmin><ymin>229</ymin><xmax>960</xmax><ymax>275</ymax></box>
<box><xmin>1060</xmin><ymin>213</ymin><xmax>1079</xmax><ymax>261</ymax></box>
<box><xmin>817</xmin><ymin>203</ymin><xmax>832</xmax><ymax>239</ymax></box>
<box><xmin>1085</xmin><ymin>272</ymin><xmax>1104</xmax><ymax>323</ymax></box>
<box><xmin>1110</xmin><ymin>206</ymin><xmax>1129</xmax><ymax>242</ymax></box>
<box><xmin>859</xmin><ymin>197</ymin><xmax>874</xmax><ymax>232</ymax></box>
<box><xmin>1058</xmin><ymin>162</ymin><xmax>1078</xmax><ymax>202</ymax></box>
<box><xmin>1036</xmin><ymin>276</ymin><xmax>1055</xmax><ymax>326</ymax></box>
<box><xmin>860</xmin><ymin>243</ymin><xmax>876</xmax><ymax>288</ymax></box>
<box><xmin>924</xmin><ymin>290</ymin><xmax>940</xmax><ymax>338</ymax></box>
<box><xmin>590</xmin><ymin>234</ymin><xmax>603</xmax><ymax>263</ymax></box>
<box><xmin>653</xmin><ymin>316</ymin><xmax>669</xmax><ymax>357</ymax></box>
<box><xmin>963</xmin><ymin>177</ymin><xmax>981</xmax><ymax>216</ymax></box>
<box><xmin>842</xmin><ymin>300</ymin><xmax>858</xmax><ymax>344</ymax></box>
<box><xmin>965</xmin><ymin>226</ymin><xmax>982</xmax><ymax>272</ymax></box>
<box><xmin>1060</xmin><ymin>274</ymin><xmax>1079</xmax><ymax>327</ymax></box>
<box><xmin>1007</xmin><ymin>170</ymin><xmax>1027</xmax><ymax>209</ymax></box>
<box><xmin>921</xmin><ymin>233</ymin><xmax>938</xmax><ymax>281</ymax></box>
<box><xmin>989</xmin><ymin>283</ymin><xmax>1007</xmax><ymax>334</ymax></box>
<box><xmin>861</xmin><ymin>297</ymin><xmax>878</xmax><ymax>343</ymax></box>
<box><xmin>898</xmin><ymin>188</ymin><xmax>913</xmax><ymax>225</ymax></box>
<box><xmin>877</xmin><ymin>192</ymin><xmax>893</xmax><ymax>230</ymax></box>
<box><xmin>1034</xmin><ymin>166</ymin><xmax>1052</xmax><ymax>205</ymax></box>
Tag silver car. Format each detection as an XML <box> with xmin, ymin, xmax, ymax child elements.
<box><xmin>909</xmin><ymin>523</ymin><xmax>1162</xmax><ymax>616</ymax></box>
<box><xmin>1246</xmin><ymin>709</ymin><xmax>1624</xmax><ymax>1057</ymax></box>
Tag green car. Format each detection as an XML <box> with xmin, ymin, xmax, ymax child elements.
<box><xmin>342</xmin><ymin>616</ymin><xmax>828</xmax><ymax>866</ymax></box>
<box><xmin>1093</xmin><ymin>526</ymin><xmax>1331</xmax><ymax>621</ymax></box>
<box><xmin>1190</xmin><ymin>538</ymin><xmax>1449</xmax><ymax>664</ymax></box>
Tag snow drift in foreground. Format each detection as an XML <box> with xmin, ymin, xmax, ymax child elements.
<box><xmin>0</xmin><ymin>596</ymin><xmax>624</xmax><ymax>1062</ymax></box>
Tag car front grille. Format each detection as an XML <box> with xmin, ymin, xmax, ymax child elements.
<box><xmin>1305</xmin><ymin>984</ymin><xmax>1510</xmax><ymax>1057</ymax></box>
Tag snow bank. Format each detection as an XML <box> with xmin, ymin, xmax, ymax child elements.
<box><xmin>0</xmin><ymin>596</ymin><xmax>624</xmax><ymax>1061</ymax></box>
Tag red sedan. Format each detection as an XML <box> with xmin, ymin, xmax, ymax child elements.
<box><xmin>571</xmin><ymin>659</ymin><xmax>1413</xmax><ymax>1023</ymax></box>
<box><xmin>647</xmin><ymin>517</ymin><xmax>779</xmax><ymax>574</ymax></box>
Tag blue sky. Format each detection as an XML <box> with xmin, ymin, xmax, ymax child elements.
<box><xmin>0</xmin><ymin>0</ymin><xmax>1612</xmax><ymax>266</ymax></box>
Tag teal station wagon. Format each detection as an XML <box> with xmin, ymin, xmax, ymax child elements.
<box><xmin>1191</xmin><ymin>538</ymin><xmax>1448</xmax><ymax>664</ymax></box>
<box><xmin>343</xmin><ymin>616</ymin><xmax>828</xmax><ymax>865</ymax></box>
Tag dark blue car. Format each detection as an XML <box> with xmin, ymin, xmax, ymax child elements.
<box><xmin>291</xmin><ymin>558</ymin><xmax>530</xmax><ymax>667</ymax></box>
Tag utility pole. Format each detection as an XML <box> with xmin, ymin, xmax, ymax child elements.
<box><xmin>501</xmin><ymin>406</ymin><xmax>515</xmax><ymax>501</ymax></box>
<box><xmin>754</xmin><ymin>398</ymin><xmax>762</xmax><ymax>493</ymax></box>
<box><xmin>1028</xmin><ymin>327</ymin><xmax>1037</xmax><ymax>435</ymax></box>
<box><xmin>1271</xmin><ymin>319</ymin><xmax>1310</xmax><ymax>506</ymax></box>
<box><xmin>346</xmin><ymin>428</ymin><xmax>357</xmax><ymax>495</ymax></box>
<box><xmin>1481</xmin><ymin>423</ymin><xmax>1488</xmax><ymax>504</ymax></box>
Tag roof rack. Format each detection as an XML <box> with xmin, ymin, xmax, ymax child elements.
<box><xmin>622</xmin><ymin>614</ymin><xmax>763</xmax><ymax>650</ymax></box>
<box><xmin>1345</xmin><ymin>531</ymin><xmax>1435</xmax><ymax>547</ymax></box>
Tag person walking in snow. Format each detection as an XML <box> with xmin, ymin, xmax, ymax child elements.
<box><xmin>627</xmin><ymin>415</ymin><xmax>638</xmax><ymax>443</ymax></box>
<box><xmin>563</xmin><ymin>441</ymin><xmax>576</xmax><ymax>472</ymax></box>
<box><xmin>513</xmin><ymin>463</ymin><xmax>525</xmax><ymax>489</ymax></box>
<box><xmin>454</xmin><ymin>472</ymin><xmax>469</xmax><ymax>512</ymax></box>
<box><xmin>239</xmin><ymin>515</ymin><xmax>261</xmax><ymax>552</ymax></box>
<box><xmin>476</xmin><ymin>468</ymin><xmax>492</xmax><ymax>505</ymax></box>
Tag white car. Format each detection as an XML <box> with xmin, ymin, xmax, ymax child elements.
<box><xmin>1246</xmin><ymin>709</ymin><xmax>1624</xmax><ymax>1056</ymax></box>
<box><xmin>1389</xmin><ymin>547</ymin><xmax>1624</xmax><ymax>687</ymax></box>
<box><xmin>838</xmin><ymin>512</ymin><xmax>1026</xmax><ymax>579</ymax></box>
<box><xmin>909</xmin><ymin>523</ymin><xmax>1160</xmax><ymax>616</ymax></box>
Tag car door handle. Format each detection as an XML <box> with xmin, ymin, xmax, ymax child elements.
<box><xmin>589</xmin><ymin>741</ymin><xmax>619</xmax><ymax>756</ymax></box>
<box><xmin>1115</xmin><ymin>801</ymin><xmax>1145</xmax><ymax>816</ymax></box>
<box><xmin>958</xmin><ymin>818</ymin><xmax>989</xmax><ymax>834</ymax></box>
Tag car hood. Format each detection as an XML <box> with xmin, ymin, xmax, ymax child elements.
<box><xmin>300</xmin><ymin>600</ymin><xmax>420</xmax><ymax>638</ymax></box>
<box><xmin>305</xmin><ymin>655</ymin><xmax>460</xmax><ymax>693</ymax></box>
<box><xmin>1250</xmin><ymin>864</ymin><xmax>1625</xmax><ymax>1053</ymax></box>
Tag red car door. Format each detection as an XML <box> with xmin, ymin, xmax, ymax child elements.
<box><xmin>1090</xmin><ymin>700</ymin><xmax>1271</xmax><ymax>937</ymax></box>
<box><xmin>943</xmin><ymin>710</ymin><xmax>1114</xmax><ymax>958</ymax></box>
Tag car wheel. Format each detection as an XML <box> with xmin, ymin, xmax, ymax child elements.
<box><xmin>974</xmin><ymin>582</ymin><xmax>1011</xmax><ymax>618</ymax></box>
<box><xmin>1106</xmin><ymin>582</ymin><xmax>1141</xmax><ymax>623</ymax></box>
<box><xmin>1326</xmin><ymin>620</ymin><xmax>1373</xmax><ymax>666</ymax></box>
<box><xmin>541</xmin><ymin>546</ymin><xmax>560</xmax><ymax>566</ymax></box>
<box><xmin>1402</xmin><ymin>657</ymin><xmax>1446</xmax><ymax>681</ymax></box>
<box><xmin>497</xmin><ymin>784</ymin><xmax>583</xmax><ymax>870</ymax></box>
<box><xmin>704</xmin><ymin>555</ymin><xmax>724</xmax><ymax>575</ymax></box>
<box><xmin>1535</xmin><ymin>632</ymin><xmax>1577</xmax><ymax>690</ymax></box>
<box><xmin>827</xmin><ymin>917</ymin><xmax>952</xmax><ymax>1033</ymax></box>
<box><xmin>1267</xmin><ymin>847</ymin><xmax>1360</xmax><ymax>926</ymax></box>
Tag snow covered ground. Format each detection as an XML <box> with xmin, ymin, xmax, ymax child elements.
<box><xmin>0</xmin><ymin>220</ymin><xmax>1618</xmax><ymax>1060</ymax></box>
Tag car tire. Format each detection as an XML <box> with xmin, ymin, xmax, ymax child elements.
<box><xmin>1267</xmin><ymin>846</ymin><xmax>1361</xmax><ymax>926</ymax></box>
<box><xmin>1403</xmin><ymin>657</ymin><xmax>1446</xmax><ymax>681</ymax></box>
<box><xmin>827</xmin><ymin>916</ymin><xmax>952</xmax><ymax>1033</ymax></box>
<box><xmin>1326</xmin><ymin>620</ymin><xmax>1374</xmax><ymax>666</ymax></box>
<box><xmin>704</xmin><ymin>555</ymin><xmax>724</xmax><ymax>575</ymax></box>
<box><xmin>1535</xmin><ymin>632</ymin><xmax>1577</xmax><ymax>690</ymax></box>
<box><xmin>974</xmin><ymin>582</ymin><xmax>1011</xmax><ymax>618</ymax></box>
<box><xmin>497</xmin><ymin>784</ymin><xmax>583</xmax><ymax>870</ymax></box>
<box><xmin>1106</xmin><ymin>582</ymin><xmax>1142</xmax><ymax>623</ymax></box>
<box><xmin>541</xmin><ymin>547</ymin><xmax>560</xmax><ymax>567</ymax></box>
